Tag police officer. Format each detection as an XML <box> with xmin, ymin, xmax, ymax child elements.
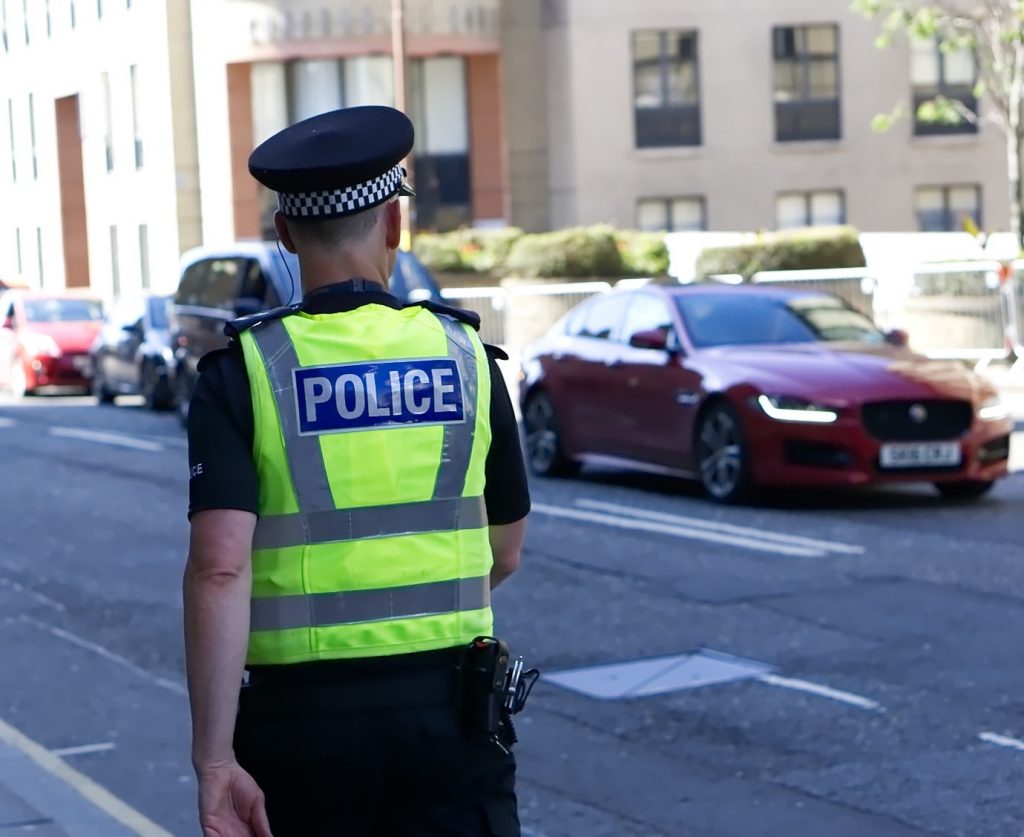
<box><xmin>183</xmin><ymin>105</ymin><xmax>530</xmax><ymax>836</ymax></box>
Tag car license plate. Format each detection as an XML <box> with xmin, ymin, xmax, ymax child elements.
<box><xmin>879</xmin><ymin>442</ymin><xmax>961</xmax><ymax>469</ymax></box>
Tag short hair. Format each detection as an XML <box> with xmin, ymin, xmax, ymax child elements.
<box><xmin>285</xmin><ymin>202</ymin><xmax>387</xmax><ymax>251</ymax></box>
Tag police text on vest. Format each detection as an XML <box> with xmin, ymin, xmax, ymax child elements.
<box><xmin>294</xmin><ymin>359</ymin><xmax>465</xmax><ymax>435</ymax></box>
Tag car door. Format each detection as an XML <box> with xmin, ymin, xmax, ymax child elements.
<box><xmin>110</xmin><ymin>300</ymin><xmax>146</xmax><ymax>390</ymax></box>
<box><xmin>568</xmin><ymin>292</ymin><xmax>632</xmax><ymax>455</ymax></box>
<box><xmin>612</xmin><ymin>292</ymin><xmax>704</xmax><ymax>469</ymax></box>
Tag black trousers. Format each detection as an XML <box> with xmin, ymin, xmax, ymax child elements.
<box><xmin>233</xmin><ymin>651</ymin><xmax>520</xmax><ymax>837</ymax></box>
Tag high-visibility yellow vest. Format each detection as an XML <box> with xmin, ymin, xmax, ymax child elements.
<box><xmin>237</xmin><ymin>303</ymin><xmax>493</xmax><ymax>664</ymax></box>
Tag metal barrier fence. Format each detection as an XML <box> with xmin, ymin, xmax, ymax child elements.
<box><xmin>441</xmin><ymin>281</ymin><xmax>612</xmax><ymax>349</ymax></box>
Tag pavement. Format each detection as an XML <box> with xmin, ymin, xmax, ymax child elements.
<box><xmin>0</xmin><ymin>718</ymin><xmax>165</xmax><ymax>836</ymax></box>
<box><xmin>6</xmin><ymin>360</ymin><xmax>1024</xmax><ymax>835</ymax></box>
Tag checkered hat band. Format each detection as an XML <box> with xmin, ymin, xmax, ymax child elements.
<box><xmin>277</xmin><ymin>165</ymin><xmax>405</xmax><ymax>218</ymax></box>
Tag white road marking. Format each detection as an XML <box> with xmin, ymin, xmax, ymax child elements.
<box><xmin>51</xmin><ymin>742</ymin><xmax>117</xmax><ymax>758</ymax></box>
<box><xmin>532</xmin><ymin>503</ymin><xmax>822</xmax><ymax>558</ymax></box>
<box><xmin>0</xmin><ymin>716</ymin><xmax>172</xmax><ymax>836</ymax></box>
<box><xmin>577</xmin><ymin>499</ymin><xmax>865</xmax><ymax>556</ymax></box>
<box><xmin>979</xmin><ymin>731</ymin><xmax>1024</xmax><ymax>753</ymax></box>
<box><xmin>20</xmin><ymin>616</ymin><xmax>187</xmax><ymax>697</ymax></box>
<box><xmin>0</xmin><ymin>416</ymin><xmax>14</xmax><ymax>428</ymax></box>
<box><xmin>757</xmin><ymin>673</ymin><xmax>881</xmax><ymax>711</ymax></box>
<box><xmin>0</xmin><ymin>576</ymin><xmax>66</xmax><ymax>612</ymax></box>
<box><xmin>50</xmin><ymin>427</ymin><xmax>165</xmax><ymax>452</ymax></box>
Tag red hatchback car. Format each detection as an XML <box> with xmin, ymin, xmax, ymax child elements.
<box><xmin>519</xmin><ymin>284</ymin><xmax>1013</xmax><ymax>503</ymax></box>
<box><xmin>0</xmin><ymin>290</ymin><xmax>104</xmax><ymax>397</ymax></box>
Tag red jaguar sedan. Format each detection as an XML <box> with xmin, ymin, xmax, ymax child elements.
<box><xmin>519</xmin><ymin>284</ymin><xmax>1013</xmax><ymax>503</ymax></box>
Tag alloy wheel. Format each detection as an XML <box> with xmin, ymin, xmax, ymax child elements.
<box><xmin>524</xmin><ymin>393</ymin><xmax>577</xmax><ymax>477</ymax></box>
<box><xmin>696</xmin><ymin>404</ymin><xmax>747</xmax><ymax>502</ymax></box>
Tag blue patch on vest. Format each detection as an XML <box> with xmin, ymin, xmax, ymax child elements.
<box><xmin>293</xmin><ymin>359</ymin><xmax>465</xmax><ymax>435</ymax></box>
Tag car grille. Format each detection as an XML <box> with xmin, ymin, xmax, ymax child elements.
<box><xmin>862</xmin><ymin>400</ymin><xmax>973</xmax><ymax>441</ymax></box>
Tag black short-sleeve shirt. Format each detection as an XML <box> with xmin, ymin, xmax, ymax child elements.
<box><xmin>186</xmin><ymin>284</ymin><xmax>530</xmax><ymax>525</ymax></box>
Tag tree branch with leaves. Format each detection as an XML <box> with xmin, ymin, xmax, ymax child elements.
<box><xmin>855</xmin><ymin>0</ymin><xmax>1024</xmax><ymax>248</ymax></box>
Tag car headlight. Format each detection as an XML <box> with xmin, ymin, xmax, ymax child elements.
<box><xmin>979</xmin><ymin>396</ymin><xmax>1010</xmax><ymax>422</ymax></box>
<box><xmin>756</xmin><ymin>394</ymin><xmax>839</xmax><ymax>424</ymax></box>
<box><xmin>21</xmin><ymin>333</ymin><xmax>61</xmax><ymax>358</ymax></box>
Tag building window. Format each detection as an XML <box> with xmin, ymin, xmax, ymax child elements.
<box><xmin>15</xmin><ymin>228</ymin><xmax>22</xmax><ymax>273</ymax></box>
<box><xmin>637</xmin><ymin>197</ymin><xmax>706</xmax><ymax>232</ymax></box>
<box><xmin>101</xmin><ymin>71</ymin><xmax>113</xmax><ymax>171</ymax></box>
<box><xmin>27</xmin><ymin>93</ymin><xmax>36</xmax><ymax>179</ymax></box>
<box><xmin>6</xmin><ymin>98</ymin><xmax>15</xmax><ymax>182</ymax></box>
<box><xmin>776</xmin><ymin>190</ymin><xmax>845</xmax><ymax>229</ymax></box>
<box><xmin>35</xmin><ymin>227</ymin><xmax>43</xmax><ymax>285</ymax></box>
<box><xmin>1</xmin><ymin>0</ymin><xmax>8</xmax><ymax>53</ymax></box>
<box><xmin>21</xmin><ymin>0</ymin><xmax>27</xmax><ymax>43</ymax></box>
<box><xmin>130</xmin><ymin>64</ymin><xmax>143</xmax><ymax>167</ymax></box>
<box><xmin>45</xmin><ymin>0</ymin><xmax>51</xmax><ymax>36</ymax></box>
<box><xmin>138</xmin><ymin>224</ymin><xmax>149</xmax><ymax>289</ymax></box>
<box><xmin>96</xmin><ymin>0</ymin><xmax>102</xmax><ymax>18</ymax></box>
<box><xmin>773</xmin><ymin>25</ymin><xmax>840</xmax><ymax>142</ymax></box>
<box><xmin>287</xmin><ymin>59</ymin><xmax>344</xmax><ymax>122</ymax></box>
<box><xmin>70</xmin><ymin>0</ymin><xmax>76</xmax><ymax>29</ymax></box>
<box><xmin>632</xmin><ymin>30</ymin><xmax>701</xmax><ymax>148</ymax></box>
<box><xmin>109</xmin><ymin>225</ymin><xmax>120</xmax><ymax>296</ymax></box>
<box><xmin>911</xmin><ymin>40</ymin><xmax>978</xmax><ymax>136</ymax></box>
<box><xmin>915</xmin><ymin>185</ymin><xmax>981</xmax><ymax>231</ymax></box>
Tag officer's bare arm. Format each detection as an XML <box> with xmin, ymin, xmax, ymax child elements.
<box><xmin>183</xmin><ymin>509</ymin><xmax>257</xmax><ymax>769</ymax></box>
<box><xmin>489</xmin><ymin>516</ymin><xmax>527</xmax><ymax>589</ymax></box>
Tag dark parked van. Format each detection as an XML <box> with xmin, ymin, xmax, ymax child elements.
<box><xmin>170</xmin><ymin>242</ymin><xmax>443</xmax><ymax>425</ymax></box>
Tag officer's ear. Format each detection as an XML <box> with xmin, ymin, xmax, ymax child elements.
<box><xmin>274</xmin><ymin>212</ymin><xmax>299</xmax><ymax>254</ymax></box>
<box><xmin>384</xmin><ymin>200</ymin><xmax>402</xmax><ymax>251</ymax></box>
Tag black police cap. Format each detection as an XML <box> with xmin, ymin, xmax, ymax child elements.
<box><xmin>248</xmin><ymin>105</ymin><xmax>415</xmax><ymax>220</ymax></box>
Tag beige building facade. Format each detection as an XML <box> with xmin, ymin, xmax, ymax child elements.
<box><xmin>505</xmin><ymin>0</ymin><xmax>1010</xmax><ymax>235</ymax></box>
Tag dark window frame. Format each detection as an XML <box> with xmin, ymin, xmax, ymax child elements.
<box><xmin>914</xmin><ymin>184</ymin><xmax>982</xmax><ymax>232</ymax></box>
<box><xmin>912</xmin><ymin>40</ymin><xmax>979</xmax><ymax>136</ymax></box>
<box><xmin>773</xmin><ymin>23</ymin><xmax>841</xmax><ymax>142</ymax></box>
<box><xmin>636</xmin><ymin>195</ymin><xmax>707</xmax><ymax>232</ymax></box>
<box><xmin>775</xmin><ymin>189</ymin><xmax>846</xmax><ymax>229</ymax></box>
<box><xmin>632</xmin><ymin>29</ymin><xmax>702</xmax><ymax>149</ymax></box>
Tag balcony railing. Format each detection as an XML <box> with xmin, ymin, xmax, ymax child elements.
<box><xmin>634</xmin><ymin>105</ymin><xmax>701</xmax><ymax>149</ymax></box>
<box><xmin>239</xmin><ymin>0</ymin><xmax>501</xmax><ymax>45</ymax></box>
<box><xmin>775</xmin><ymin>99</ymin><xmax>840</xmax><ymax>142</ymax></box>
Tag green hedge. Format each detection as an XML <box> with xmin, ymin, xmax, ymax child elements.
<box><xmin>412</xmin><ymin>225</ymin><xmax>669</xmax><ymax>279</ymax></box>
<box><xmin>695</xmin><ymin>226</ymin><xmax>866</xmax><ymax>280</ymax></box>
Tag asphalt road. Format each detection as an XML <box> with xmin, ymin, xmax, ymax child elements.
<box><xmin>2</xmin><ymin>389</ymin><xmax>1024</xmax><ymax>835</ymax></box>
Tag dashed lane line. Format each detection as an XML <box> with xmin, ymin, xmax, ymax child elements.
<box><xmin>49</xmin><ymin>427</ymin><xmax>165</xmax><ymax>452</ymax></box>
<box><xmin>0</xmin><ymin>715</ymin><xmax>172</xmax><ymax>836</ymax></box>
<box><xmin>757</xmin><ymin>673</ymin><xmax>882</xmax><ymax>711</ymax></box>
<box><xmin>51</xmin><ymin>742</ymin><xmax>117</xmax><ymax>758</ymax></box>
<box><xmin>576</xmin><ymin>499</ymin><xmax>866</xmax><ymax>556</ymax></box>
<box><xmin>20</xmin><ymin>616</ymin><xmax>187</xmax><ymax>697</ymax></box>
<box><xmin>979</xmin><ymin>731</ymin><xmax>1024</xmax><ymax>753</ymax></box>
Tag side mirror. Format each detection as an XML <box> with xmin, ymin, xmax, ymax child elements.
<box><xmin>884</xmin><ymin>328</ymin><xmax>909</xmax><ymax>348</ymax></box>
<box><xmin>629</xmin><ymin>328</ymin><xmax>669</xmax><ymax>351</ymax></box>
<box><xmin>232</xmin><ymin>296</ymin><xmax>264</xmax><ymax>318</ymax></box>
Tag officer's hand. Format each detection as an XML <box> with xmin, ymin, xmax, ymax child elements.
<box><xmin>197</xmin><ymin>760</ymin><xmax>273</xmax><ymax>837</ymax></box>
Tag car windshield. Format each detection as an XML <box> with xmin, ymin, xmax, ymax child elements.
<box><xmin>148</xmin><ymin>296</ymin><xmax>170</xmax><ymax>329</ymax></box>
<box><xmin>23</xmin><ymin>298</ymin><xmax>104</xmax><ymax>323</ymax></box>
<box><xmin>674</xmin><ymin>292</ymin><xmax>885</xmax><ymax>348</ymax></box>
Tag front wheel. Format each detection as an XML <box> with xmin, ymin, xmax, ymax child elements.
<box><xmin>934</xmin><ymin>480</ymin><xmax>995</xmax><ymax>500</ymax></box>
<box><xmin>523</xmin><ymin>392</ymin><xmax>579</xmax><ymax>478</ymax></box>
<box><xmin>695</xmin><ymin>401</ymin><xmax>750</xmax><ymax>503</ymax></box>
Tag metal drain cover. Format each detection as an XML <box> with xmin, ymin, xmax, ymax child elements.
<box><xmin>544</xmin><ymin>649</ymin><xmax>774</xmax><ymax>700</ymax></box>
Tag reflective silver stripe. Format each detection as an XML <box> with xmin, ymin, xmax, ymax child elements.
<box><xmin>250</xmin><ymin>575</ymin><xmax>490</xmax><ymax>631</ymax></box>
<box><xmin>253</xmin><ymin>495</ymin><xmax>487</xmax><ymax>550</ymax></box>
<box><xmin>251</xmin><ymin>319</ymin><xmax>335</xmax><ymax>514</ymax></box>
<box><xmin>433</xmin><ymin>315</ymin><xmax>479</xmax><ymax>500</ymax></box>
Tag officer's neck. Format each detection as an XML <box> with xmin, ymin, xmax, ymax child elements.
<box><xmin>298</xmin><ymin>248</ymin><xmax>389</xmax><ymax>296</ymax></box>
